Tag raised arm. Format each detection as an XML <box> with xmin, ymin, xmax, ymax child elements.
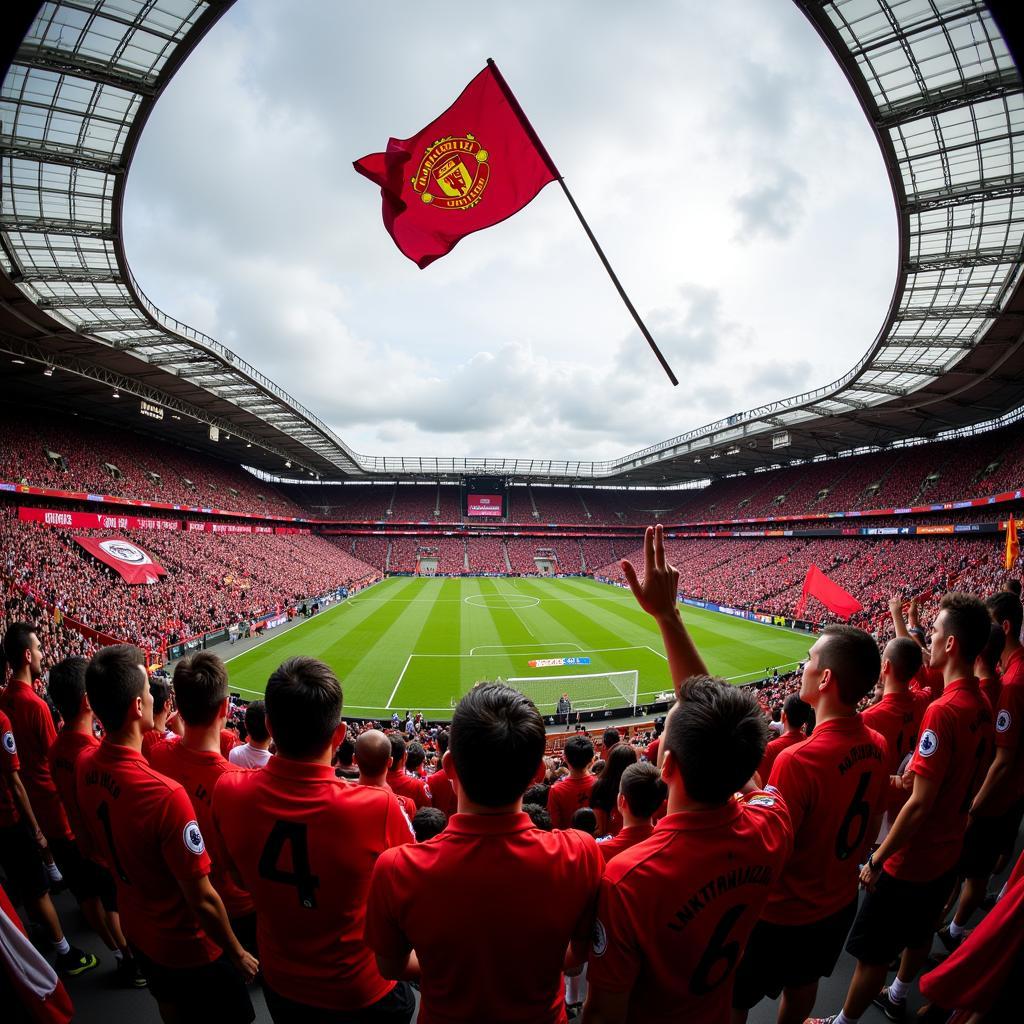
<box><xmin>888</xmin><ymin>595</ymin><xmax>910</xmax><ymax>640</ymax></box>
<box><xmin>621</xmin><ymin>525</ymin><xmax>708</xmax><ymax>697</ymax></box>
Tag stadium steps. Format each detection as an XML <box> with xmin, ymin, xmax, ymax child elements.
<box><xmin>385</xmin><ymin>540</ymin><xmax>392</xmax><ymax>572</ymax></box>
<box><xmin>578</xmin><ymin>539</ymin><xmax>587</xmax><ymax>571</ymax></box>
<box><xmin>578</xmin><ymin>492</ymin><xmax>591</xmax><ymax>520</ymax></box>
<box><xmin>503</xmin><ymin>541</ymin><xmax>512</xmax><ymax>573</ymax></box>
<box><xmin>463</xmin><ymin>538</ymin><xmax>469</xmax><ymax>572</ymax></box>
<box><xmin>386</xmin><ymin>482</ymin><xmax>398</xmax><ymax>516</ymax></box>
<box><xmin>434</xmin><ymin>482</ymin><xmax>441</xmax><ymax>518</ymax></box>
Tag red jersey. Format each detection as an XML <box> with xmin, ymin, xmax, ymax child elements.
<box><xmin>763</xmin><ymin>716</ymin><xmax>887</xmax><ymax>924</ymax></box>
<box><xmin>0</xmin><ymin>710</ymin><xmax>21</xmax><ymax>828</ymax></box>
<box><xmin>589</xmin><ymin>792</ymin><xmax>792</xmax><ymax>1024</ymax></box>
<box><xmin>76</xmin><ymin>741</ymin><xmax>220</xmax><ymax>967</ymax></box>
<box><xmin>980</xmin><ymin>676</ymin><xmax>1001</xmax><ymax>714</ymax></box>
<box><xmin>756</xmin><ymin>730</ymin><xmax>805</xmax><ymax>784</ymax></box>
<box><xmin>386</xmin><ymin>768</ymin><xmax>431</xmax><ymax>809</ymax></box>
<box><xmin>0</xmin><ymin>680</ymin><xmax>71</xmax><ymax>841</ymax></box>
<box><xmin>597</xmin><ymin>824</ymin><xmax>654</xmax><ymax>865</ymax></box>
<box><xmin>426</xmin><ymin>767</ymin><xmax>455</xmax><ymax>816</ymax></box>
<box><xmin>47</xmin><ymin>729</ymin><xmax>99</xmax><ymax>858</ymax></box>
<box><xmin>645</xmin><ymin>738</ymin><xmax>660</xmax><ymax>763</ymax></box>
<box><xmin>594</xmin><ymin>804</ymin><xmax>624</xmax><ymax>838</ymax></box>
<box><xmin>147</xmin><ymin>740</ymin><xmax>254</xmax><ymax>918</ymax></box>
<box><xmin>548</xmin><ymin>775</ymin><xmax>594</xmax><ymax>830</ymax></box>
<box><xmin>913</xmin><ymin>664</ymin><xmax>944</xmax><ymax>702</ymax></box>
<box><xmin>366</xmin><ymin>812</ymin><xmax>602</xmax><ymax>1024</ymax></box>
<box><xmin>219</xmin><ymin>729</ymin><xmax>239</xmax><ymax>759</ymax></box>
<box><xmin>862</xmin><ymin>690</ymin><xmax>930</xmax><ymax>775</ymax></box>
<box><xmin>141</xmin><ymin>728</ymin><xmax>177</xmax><ymax>762</ymax></box>
<box><xmin>887</xmin><ymin>677</ymin><xmax>994</xmax><ymax>882</ymax></box>
<box><xmin>994</xmin><ymin>648</ymin><xmax>1024</xmax><ymax>804</ymax></box>
<box><xmin>212</xmin><ymin>756</ymin><xmax>413</xmax><ymax>1011</ymax></box>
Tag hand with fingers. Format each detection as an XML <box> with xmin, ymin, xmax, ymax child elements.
<box><xmin>621</xmin><ymin>524</ymin><xmax>680</xmax><ymax>622</ymax></box>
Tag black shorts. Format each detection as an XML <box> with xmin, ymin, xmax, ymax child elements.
<box><xmin>0</xmin><ymin>821</ymin><xmax>49</xmax><ymax>901</ymax></box>
<box><xmin>959</xmin><ymin>813</ymin><xmax>1006</xmax><ymax>880</ymax></box>
<box><xmin>262</xmin><ymin>980</ymin><xmax>415</xmax><ymax>1024</ymax></box>
<box><xmin>49</xmin><ymin>837</ymin><xmax>108</xmax><ymax>903</ymax></box>
<box><xmin>131</xmin><ymin>949</ymin><xmax>254</xmax><ymax>1023</ymax></box>
<box><xmin>846</xmin><ymin>868</ymin><xmax>956</xmax><ymax>965</ymax></box>
<box><xmin>732</xmin><ymin>898</ymin><xmax>857</xmax><ymax>1008</ymax></box>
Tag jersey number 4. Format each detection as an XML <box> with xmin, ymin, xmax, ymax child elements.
<box><xmin>257</xmin><ymin>821</ymin><xmax>320</xmax><ymax>909</ymax></box>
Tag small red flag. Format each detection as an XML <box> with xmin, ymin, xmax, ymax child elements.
<box><xmin>354</xmin><ymin>63</ymin><xmax>558</xmax><ymax>268</ymax></box>
<box><xmin>794</xmin><ymin>565</ymin><xmax>863</xmax><ymax>622</ymax></box>
<box><xmin>1005</xmin><ymin>515</ymin><xmax>1019</xmax><ymax>571</ymax></box>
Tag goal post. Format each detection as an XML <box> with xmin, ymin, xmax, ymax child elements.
<box><xmin>503</xmin><ymin>670</ymin><xmax>639</xmax><ymax>716</ymax></box>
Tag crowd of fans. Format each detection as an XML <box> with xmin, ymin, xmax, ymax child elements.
<box><xmin>0</xmin><ymin>524</ymin><xmax>1021</xmax><ymax>1024</ymax></box>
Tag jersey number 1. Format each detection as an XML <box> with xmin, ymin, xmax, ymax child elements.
<box><xmin>258</xmin><ymin>821</ymin><xmax>320</xmax><ymax>909</ymax></box>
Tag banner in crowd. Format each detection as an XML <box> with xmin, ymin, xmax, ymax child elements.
<box><xmin>73</xmin><ymin>536</ymin><xmax>167</xmax><ymax>584</ymax></box>
<box><xmin>794</xmin><ymin>565</ymin><xmax>863</xmax><ymax>621</ymax></box>
<box><xmin>1006</xmin><ymin>516</ymin><xmax>1020</xmax><ymax>570</ymax></box>
<box><xmin>19</xmin><ymin>507</ymin><xmax>180</xmax><ymax>531</ymax></box>
<box><xmin>185</xmin><ymin>522</ymin><xmax>273</xmax><ymax>534</ymax></box>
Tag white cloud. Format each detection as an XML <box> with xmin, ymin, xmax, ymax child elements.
<box><xmin>123</xmin><ymin>0</ymin><xmax>895</xmax><ymax>462</ymax></box>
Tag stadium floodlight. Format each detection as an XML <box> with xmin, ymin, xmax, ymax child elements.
<box><xmin>43</xmin><ymin>365</ymin><xmax>54</xmax><ymax>376</ymax></box>
<box><xmin>112</xmin><ymin>390</ymin><xmax>120</xmax><ymax>398</ymax></box>
<box><xmin>504</xmin><ymin>670</ymin><xmax>639</xmax><ymax>716</ymax></box>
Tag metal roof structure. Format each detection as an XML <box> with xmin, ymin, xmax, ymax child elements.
<box><xmin>1</xmin><ymin>0</ymin><xmax>1023</xmax><ymax>485</ymax></box>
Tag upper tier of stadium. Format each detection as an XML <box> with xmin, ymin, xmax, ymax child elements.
<box><xmin>2</xmin><ymin>0</ymin><xmax>1024</xmax><ymax>485</ymax></box>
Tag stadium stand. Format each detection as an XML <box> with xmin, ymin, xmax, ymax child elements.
<box><xmin>465</xmin><ymin>537</ymin><xmax>508</xmax><ymax>573</ymax></box>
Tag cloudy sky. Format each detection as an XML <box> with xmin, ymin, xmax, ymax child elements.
<box><xmin>123</xmin><ymin>0</ymin><xmax>896</xmax><ymax>463</ymax></box>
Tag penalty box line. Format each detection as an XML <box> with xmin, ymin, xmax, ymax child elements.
<box><xmin>386</xmin><ymin>644</ymin><xmax>667</xmax><ymax>710</ymax></box>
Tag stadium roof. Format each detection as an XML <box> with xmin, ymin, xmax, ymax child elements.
<box><xmin>1</xmin><ymin>0</ymin><xmax>1023</xmax><ymax>485</ymax></box>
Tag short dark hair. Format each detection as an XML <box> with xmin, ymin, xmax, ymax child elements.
<box><xmin>244</xmin><ymin>700</ymin><xmax>269</xmax><ymax>743</ymax></box>
<box><xmin>435</xmin><ymin>729</ymin><xmax>449</xmax><ymax>756</ymax></box>
<box><xmin>47</xmin><ymin>657</ymin><xmax>89</xmax><ymax>722</ymax></box>
<box><xmin>172</xmin><ymin>652</ymin><xmax>228</xmax><ymax>726</ymax></box>
<box><xmin>411</xmin><ymin>806</ymin><xmax>446</xmax><ymax>842</ymax></box>
<box><xmin>265</xmin><ymin>657</ymin><xmax>342</xmax><ymax>759</ymax></box>
<box><xmin>2</xmin><ymin>622</ymin><xmax>36</xmax><ymax>670</ymax></box>
<box><xmin>652</xmin><ymin>716</ymin><xmax>665</xmax><ymax>737</ymax></box>
<box><xmin>940</xmin><ymin>593</ymin><xmax>992</xmax><ymax>663</ymax></box>
<box><xmin>771</xmin><ymin>706</ymin><xmax>782</xmax><ymax>722</ymax></box>
<box><xmin>602</xmin><ymin>727</ymin><xmax>620</xmax><ymax>749</ymax></box>
<box><xmin>979</xmin><ymin>622</ymin><xmax>1006</xmax><ymax>675</ymax></box>
<box><xmin>523</xmin><ymin>803</ymin><xmax>552</xmax><ymax>831</ymax></box>
<box><xmin>782</xmin><ymin>694</ymin><xmax>812</xmax><ymax>730</ymax></box>
<box><xmin>388</xmin><ymin>732</ymin><xmax>407</xmax><ymax>769</ymax></box>
<box><xmin>818</xmin><ymin>625</ymin><xmax>882</xmax><ymax>707</ymax></box>
<box><xmin>449</xmin><ymin>684</ymin><xmax>545</xmax><ymax>807</ymax></box>
<box><xmin>406</xmin><ymin>741</ymin><xmax>425</xmax><ymax>773</ymax></box>
<box><xmin>571</xmin><ymin>807</ymin><xmax>597</xmax><ymax>834</ymax></box>
<box><xmin>1006</xmin><ymin>579</ymin><xmax>1022</xmax><ymax>598</ymax></box>
<box><xmin>523</xmin><ymin>782</ymin><xmax>549</xmax><ymax>807</ymax></box>
<box><xmin>987</xmin><ymin>589</ymin><xmax>1024</xmax><ymax>638</ymax></box>
<box><xmin>664</xmin><ymin>677</ymin><xmax>767</xmax><ymax>804</ymax></box>
<box><xmin>591</xmin><ymin>744</ymin><xmax>638</xmax><ymax>813</ymax></box>
<box><xmin>885</xmin><ymin>637</ymin><xmax>923</xmax><ymax>684</ymax></box>
<box><xmin>149</xmin><ymin>676</ymin><xmax>171</xmax><ymax>716</ymax></box>
<box><xmin>563</xmin><ymin>734</ymin><xmax>594</xmax><ymax>770</ymax></box>
<box><xmin>85</xmin><ymin>645</ymin><xmax>147</xmax><ymax>733</ymax></box>
<box><xmin>619</xmin><ymin>761</ymin><xmax>666</xmax><ymax>819</ymax></box>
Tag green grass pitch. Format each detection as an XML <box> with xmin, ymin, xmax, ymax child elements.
<box><xmin>224</xmin><ymin>577</ymin><xmax>814</xmax><ymax>719</ymax></box>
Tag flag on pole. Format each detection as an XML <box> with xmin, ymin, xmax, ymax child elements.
<box><xmin>354</xmin><ymin>64</ymin><xmax>558</xmax><ymax>268</ymax></box>
<box><xmin>794</xmin><ymin>565</ymin><xmax>863</xmax><ymax>622</ymax></box>
<box><xmin>1006</xmin><ymin>515</ymin><xmax>1020</xmax><ymax>571</ymax></box>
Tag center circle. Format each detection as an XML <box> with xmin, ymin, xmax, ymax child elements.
<box><xmin>464</xmin><ymin>594</ymin><xmax>540</xmax><ymax>610</ymax></box>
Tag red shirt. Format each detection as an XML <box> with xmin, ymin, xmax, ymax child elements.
<box><xmin>212</xmin><ymin>756</ymin><xmax>413</xmax><ymax>1011</ymax></box>
<box><xmin>598</xmin><ymin>824</ymin><xmax>654</xmax><ymax>865</ymax></box>
<box><xmin>594</xmin><ymin>805</ymin><xmax>624</xmax><ymax>838</ymax></box>
<box><xmin>147</xmin><ymin>740</ymin><xmax>254</xmax><ymax>917</ymax></box>
<box><xmin>994</xmin><ymin>648</ymin><xmax>1024</xmax><ymax>804</ymax></box>
<box><xmin>386</xmin><ymin>768</ymin><xmax>431</xmax><ymax>809</ymax></box>
<box><xmin>141</xmin><ymin>728</ymin><xmax>177</xmax><ymax>761</ymax></box>
<box><xmin>913</xmin><ymin>664</ymin><xmax>945</xmax><ymax>702</ymax></box>
<box><xmin>0</xmin><ymin>710</ymin><xmax>21</xmax><ymax>828</ymax></box>
<box><xmin>756</xmin><ymin>730</ymin><xmax>805</xmax><ymax>783</ymax></box>
<box><xmin>589</xmin><ymin>792</ymin><xmax>792</xmax><ymax>1024</ymax></box>
<box><xmin>645</xmin><ymin>738</ymin><xmax>660</xmax><ymax>763</ymax></box>
<box><xmin>887</xmin><ymin>677</ymin><xmax>994</xmax><ymax>882</ymax></box>
<box><xmin>548</xmin><ymin>775</ymin><xmax>594</xmax><ymax>830</ymax></box>
<box><xmin>76</xmin><ymin>741</ymin><xmax>220</xmax><ymax>967</ymax></box>
<box><xmin>764</xmin><ymin>716</ymin><xmax>888</xmax><ymax>924</ymax></box>
<box><xmin>862</xmin><ymin>690</ymin><xmax>930</xmax><ymax>775</ymax></box>
<box><xmin>220</xmin><ymin>729</ymin><xmax>239</xmax><ymax>758</ymax></box>
<box><xmin>980</xmin><ymin>676</ymin><xmax>1001</xmax><ymax>715</ymax></box>
<box><xmin>366</xmin><ymin>812</ymin><xmax>602</xmax><ymax>1024</ymax></box>
<box><xmin>426</xmin><ymin>767</ymin><xmax>455</xmax><ymax>816</ymax></box>
<box><xmin>0</xmin><ymin>680</ymin><xmax>72</xmax><ymax>841</ymax></box>
<box><xmin>47</xmin><ymin>729</ymin><xmax>100</xmax><ymax>858</ymax></box>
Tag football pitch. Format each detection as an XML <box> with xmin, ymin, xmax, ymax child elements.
<box><xmin>225</xmin><ymin>577</ymin><xmax>813</xmax><ymax>719</ymax></box>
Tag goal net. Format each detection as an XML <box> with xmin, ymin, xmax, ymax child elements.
<box><xmin>503</xmin><ymin>670</ymin><xmax>639</xmax><ymax>716</ymax></box>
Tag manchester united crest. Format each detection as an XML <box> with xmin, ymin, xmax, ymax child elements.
<box><xmin>412</xmin><ymin>133</ymin><xmax>490</xmax><ymax>210</ymax></box>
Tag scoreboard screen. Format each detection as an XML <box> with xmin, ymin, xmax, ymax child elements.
<box><xmin>464</xmin><ymin>478</ymin><xmax>505</xmax><ymax>518</ymax></box>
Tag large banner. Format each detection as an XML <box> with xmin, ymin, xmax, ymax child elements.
<box><xmin>466</xmin><ymin>494</ymin><xmax>504</xmax><ymax>517</ymax></box>
<box><xmin>185</xmin><ymin>521</ymin><xmax>273</xmax><ymax>534</ymax></box>
<box><xmin>19</xmin><ymin>507</ymin><xmax>180</xmax><ymax>531</ymax></box>
<box><xmin>74</xmin><ymin>536</ymin><xmax>167</xmax><ymax>584</ymax></box>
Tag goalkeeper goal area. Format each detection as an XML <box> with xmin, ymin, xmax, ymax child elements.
<box><xmin>502</xmin><ymin>670</ymin><xmax>639</xmax><ymax>716</ymax></box>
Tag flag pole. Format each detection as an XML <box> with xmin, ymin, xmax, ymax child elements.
<box><xmin>486</xmin><ymin>58</ymin><xmax>679</xmax><ymax>387</ymax></box>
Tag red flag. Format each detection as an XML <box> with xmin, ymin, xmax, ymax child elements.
<box><xmin>354</xmin><ymin>63</ymin><xmax>558</xmax><ymax>268</ymax></box>
<box><xmin>794</xmin><ymin>565</ymin><xmax>863</xmax><ymax>621</ymax></box>
<box><xmin>74</xmin><ymin>536</ymin><xmax>167</xmax><ymax>585</ymax></box>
